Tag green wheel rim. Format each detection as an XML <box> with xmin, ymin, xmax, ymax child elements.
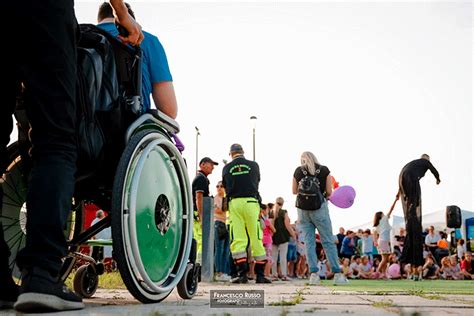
<box><xmin>116</xmin><ymin>130</ymin><xmax>192</xmax><ymax>297</ymax></box>
<box><xmin>131</xmin><ymin>145</ymin><xmax>182</xmax><ymax>282</ymax></box>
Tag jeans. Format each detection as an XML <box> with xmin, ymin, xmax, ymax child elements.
<box><xmin>214</xmin><ymin>221</ymin><xmax>230</xmax><ymax>274</ymax></box>
<box><xmin>297</xmin><ymin>202</ymin><xmax>341</xmax><ymax>274</ymax></box>
<box><xmin>2</xmin><ymin>0</ymin><xmax>78</xmax><ymax>276</ymax></box>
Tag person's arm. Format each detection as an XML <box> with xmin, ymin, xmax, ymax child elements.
<box><xmin>387</xmin><ymin>194</ymin><xmax>398</xmax><ymax>218</ymax></box>
<box><xmin>426</xmin><ymin>160</ymin><xmax>441</xmax><ymax>184</ymax></box>
<box><xmin>292</xmin><ymin>177</ymin><xmax>298</xmax><ymax>195</ymax></box>
<box><xmin>214</xmin><ymin>196</ymin><xmax>226</xmax><ymax>216</ymax></box>
<box><xmin>195</xmin><ymin>191</ymin><xmax>203</xmax><ymax>223</ymax></box>
<box><xmin>152</xmin><ymin>82</ymin><xmax>177</xmax><ymax>119</ymax></box>
<box><xmin>284</xmin><ymin>214</ymin><xmax>296</xmax><ymax>239</ymax></box>
<box><xmin>109</xmin><ymin>0</ymin><xmax>144</xmax><ymax>45</ymax></box>
<box><xmin>269</xmin><ymin>221</ymin><xmax>276</xmax><ymax>233</ymax></box>
<box><xmin>325</xmin><ymin>173</ymin><xmax>333</xmax><ymax>198</ymax></box>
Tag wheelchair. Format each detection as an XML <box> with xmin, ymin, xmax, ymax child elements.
<box><xmin>0</xmin><ymin>24</ymin><xmax>198</xmax><ymax>303</ymax></box>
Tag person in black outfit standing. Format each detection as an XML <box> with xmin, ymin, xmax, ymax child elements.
<box><xmin>192</xmin><ymin>157</ymin><xmax>218</xmax><ymax>261</ymax></box>
<box><xmin>0</xmin><ymin>1</ymin><xmax>142</xmax><ymax>312</ymax></box>
<box><xmin>397</xmin><ymin>154</ymin><xmax>440</xmax><ymax>281</ymax></box>
<box><xmin>222</xmin><ymin>144</ymin><xmax>271</xmax><ymax>284</ymax></box>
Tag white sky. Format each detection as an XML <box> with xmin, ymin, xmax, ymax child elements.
<box><xmin>74</xmin><ymin>0</ymin><xmax>473</xmax><ymax>231</ymax></box>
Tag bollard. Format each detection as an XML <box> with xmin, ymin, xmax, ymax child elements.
<box><xmin>201</xmin><ymin>196</ymin><xmax>214</xmax><ymax>282</ymax></box>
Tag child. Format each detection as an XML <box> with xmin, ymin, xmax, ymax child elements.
<box><xmin>317</xmin><ymin>251</ymin><xmax>334</xmax><ymax>280</ymax></box>
<box><xmin>296</xmin><ymin>235</ymin><xmax>308</xmax><ymax>279</ymax></box>
<box><xmin>422</xmin><ymin>253</ymin><xmax>439</xmax><ymax>280</ymax></box>
<box><xmin>340</xmin><ymin>258</ymin><xmax>353</xmax><ymax>279</ymax></box>
<box><xmin>260</xmin><ymin>204</ymin><xmax>276</xmax><ymax>278</ymax></box>
<box><xmin>358</xmin><ymin>255</ymin><xmax>374</xmax><ymax>279</ymax></box>
<box><xmin>440</xmin><ymin>256</ymin><xmax>463</xmax><ymax>280</ymax></box>
<box><xmin>349</xmin><ymin>255</ymin><xmax>361</xmax><ymax>279</ymax></box>
<box><xmin>385</xmin><ymin>253</ymin><xmax>400</xmax><ymax>279</ymax></box>
<box><xmin>457</xmin><ymin>239</ymin><xmax>466</xmax><ymax>260</ymax></box>
<box><xmin>373</xmin><ymin>205</ymin><xmax>395</xmax><ymax>278</ymax></box>
<box><xmin>361</xmin><ymin>229</ymin><xmax>374</xmax><ymax>262</ymax></box>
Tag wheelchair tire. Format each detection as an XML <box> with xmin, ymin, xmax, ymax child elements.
<box><xmin>73</xmin><ymin>264</ymin><xmax>99</xmax><ymax>298</ymax></box>
<box><xmin>111</xmin><ymin>129</ymin><xmax>193</xmax><ymax>303</ymax></box>
<box><xmin>177</xmin><ymin>263</ymin><xmax>199</xmax><ymax>299</ymax></box>
<box><xmin>0</xmin><ymin>155</ymin><xmax>83</xmax><ymax>281</ymax></box>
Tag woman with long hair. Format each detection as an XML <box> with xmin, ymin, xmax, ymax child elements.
<box><xmin>292</xmin><ymin>151</ymin><xmax>348</xmax><ymax>285</ymax></box>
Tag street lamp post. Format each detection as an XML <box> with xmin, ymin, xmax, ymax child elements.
<box><xmin>250</xmin><ymin>116</ymin><xmax>257</xmax><ymax>161</ymax></box>
<box><xmin>195</xmin><ymin>126</ymin><xmax>200</xmax><ymax>174</ymax></box>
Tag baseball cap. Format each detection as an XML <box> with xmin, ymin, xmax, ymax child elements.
<box><xmin>199</xmin><ymin>157</ymin><xmax>219</xmax><ymax>165</ymax></box>
<box><xmin>229</xmin><ymin>143</ymin><xmax>244</xmax><ymax>153</ymax></box>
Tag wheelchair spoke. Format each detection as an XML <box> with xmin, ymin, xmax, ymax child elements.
<box><xmin>2</xmin><ymin>175</ymin><xmax>26</xmax><ymax>205</ymax></box>
<box><xmin>6</xmin><ymin>228</ymin><xmax>24</xmax><ymax>245</ymax></box>
<box><xmin>2</xmin><ymin>200</ymin><xmax>24</xmax><ymax>209</ymax></box>
<box><xmin>0</xmin><ymin>215</ymin><xmax>20</xmax><ymax>223</ymax></box>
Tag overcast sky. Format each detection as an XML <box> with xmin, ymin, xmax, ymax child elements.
<box><xmin>74</xmin><ymin>0</ymin><xmax>472</xmax><ymax>231</ymax></box>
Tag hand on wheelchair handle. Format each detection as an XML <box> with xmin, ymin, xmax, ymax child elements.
<box><xmin>115</xmin><ymin>22</ymin><xmax>129</xmax><ymax>37</ymax></box>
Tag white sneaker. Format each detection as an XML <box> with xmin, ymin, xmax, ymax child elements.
<box><xmin>333</xmin><ymin>273</ymin><xmax>349</xmax><ymax>285</ymax></box>
<box><xmin>309</xmin><ymin>273</ymin><xmax>321</xmax><ymax>285</ymax></box>
<box><xmin>216</xmin><ymin>274</ymin><xmax>231</xmax><ymax>282</ymax></box>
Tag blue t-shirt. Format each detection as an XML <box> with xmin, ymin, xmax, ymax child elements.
<box><xmin>97</xmin><ymin>23</ymin><xmax>173</xmax><ymax>111</ymax></box>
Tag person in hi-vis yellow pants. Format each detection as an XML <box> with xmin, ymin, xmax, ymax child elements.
<box><xmin>223</xmin><ymin>144</ymin><xmax>271</xmax><ymax>284</ymax></box>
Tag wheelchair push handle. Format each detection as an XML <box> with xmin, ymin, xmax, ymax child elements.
<box><xmin>116</xmin><ymin>22</ymin><xmax>129</xmax><ymax>37</ymax></box>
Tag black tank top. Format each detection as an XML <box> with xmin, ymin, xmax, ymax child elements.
<box><xmin>272</xmin><ymin>209</ymin><xmax>290</xmax><ymax>245</ymax></box>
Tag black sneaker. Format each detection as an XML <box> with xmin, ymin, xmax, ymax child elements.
<box><xmin>0</xmin><ymin>275</ymin><xmax>19</xmax><ymax>309</ymax></box>
<box><xmin>14</xmin><ymin>267</ymin><xmax>84</xmax><ymax>312</ymax></box>
<box><xmin>256</xmin><ymin>277</ymin><xmax>272</xmax><ymax>284</ymax></box>
<box><xmin>231</xmin><ymin>275</ymin><xmax>249</xmax><ymax>284</ymax></box>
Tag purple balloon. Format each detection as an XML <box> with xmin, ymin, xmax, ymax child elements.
<box><xmin>329</xmin><ymin>185</ymin><xmax>356</xmax><ymax>209</ymax></box>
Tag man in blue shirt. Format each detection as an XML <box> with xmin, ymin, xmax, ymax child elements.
<box><xmin>97</xmin><ymin>2</ymin><xmax>178</xmax><ymax>118</ymax></box>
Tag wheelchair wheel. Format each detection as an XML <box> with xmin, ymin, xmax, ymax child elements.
<box><xmin>111</xmin><ymin>129</ymin><xmax>193</xmax><ymax>303</ymax></box>
<box><xmin>73</xmin><ymin>264</ymin><xmax>99</xmax><ymax>298</ymax></box>
<box><xmin>0</xmin><ymin>155</ymin><xmax>83</xmax><ymax>281</ymax></box>
<box><xmin>177</xmin><ymin>262</ymin><xmax>199</xmax><ymax>299</ymax></box>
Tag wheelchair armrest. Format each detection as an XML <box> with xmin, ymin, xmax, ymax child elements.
<box><xmin>148</xmin><ymin>109</ymin><xmax>180</xmax><ymax>134</ymax></box>
<box><xmin>125</xmin><ymin>112</ymin><xmax>180</xmax><ymax>144</ymax></box>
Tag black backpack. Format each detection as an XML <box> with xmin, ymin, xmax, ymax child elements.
<box><xmin>295</xmin><ymin>167</ymin><xmax>325</xmax><ymax>210</ymax></box>
<box><xmin>76</xmin><ymin>24</ymin><xmax>120</xmax><ymax>166</ymax></box>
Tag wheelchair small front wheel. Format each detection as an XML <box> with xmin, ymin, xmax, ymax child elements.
<box><xmin>73</xmin><ymin>264</ymin><xmax>99</xmax><ymax>298</ymax></box>
<box><xmin>177</xmin><ymin>262</ymin><xmax>200</xmax><ymax>299</ymax></box>
<box><xmin>111</xmin><ymin>129</ymin><xmax>193</xmax><ymax>303</ymax></box>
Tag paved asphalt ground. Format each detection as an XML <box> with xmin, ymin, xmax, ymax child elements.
<box><xmin>2</xmin><ymin>279</ymin><xmax>474</xmax><ymax>315</ymax></box>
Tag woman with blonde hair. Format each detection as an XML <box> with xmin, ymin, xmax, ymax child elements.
<box><xmin>293</xmin><ymin>151</ymin><xmax>348</xmax><ymax>285</ymax></box>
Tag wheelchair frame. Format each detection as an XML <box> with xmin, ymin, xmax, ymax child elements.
<box><xmin>1</xmin><ymin>24</ymin><xmax>197</xmax><ymax>303</ymax></box>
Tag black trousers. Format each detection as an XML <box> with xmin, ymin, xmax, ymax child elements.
<box><xmin>1</xmin><ymin>0</ymin><xmax>78</xmax><ymax>276</ymax></box>
<box><xmin>398</xmin><ymin>171</ymin><xmax>424</xmax><ymax>267</ymax></box>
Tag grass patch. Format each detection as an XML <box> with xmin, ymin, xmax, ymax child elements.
<box><xmin>372</xmin><ymin>299</ymin><xmax>394</xmax><ymax>308</ymax></box>
<box><xmin>323</xmin><ymin>279</ymin><xmax>474</xmax><ymax>295</ymax></box>
<box><xmin>270</xmin><ymin>290</ymin><xmax>305</xmax><ymax>306</ymax></box>
<box><xmin>65</xmin><ymin>270</ymin><xmax>126</xmax><ymax>290</ymax></box>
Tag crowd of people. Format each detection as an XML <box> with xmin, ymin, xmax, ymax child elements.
<box><xmin>190</xmin><ymin>151</ymin><xmax>473</xmax><ymax>285</ymax></box>
<box><xmin>209</xmin><ymin>200</ymin><xmax>474</xmax><ymax>283</ymax></box>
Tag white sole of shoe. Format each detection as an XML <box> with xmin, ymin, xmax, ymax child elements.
<box><xmin>14</xmin><ymin>293</ymin><xmax>84</xmax><ymax>312</ymax></box>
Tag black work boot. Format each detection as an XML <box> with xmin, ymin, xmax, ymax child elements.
<box><xmin>231</xmin><ymin>259</ymin><xmax>249</xmax><ymax>284</ymax></box>
<box><xmin>255</xmin><ymin>261</ymin><xmax>272</xmax><ymax>284</ymax></box>
<box><xmin>14</xmin><ymin>267</ymin><xmax>84</xmax><ymax>312</ymax></box>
